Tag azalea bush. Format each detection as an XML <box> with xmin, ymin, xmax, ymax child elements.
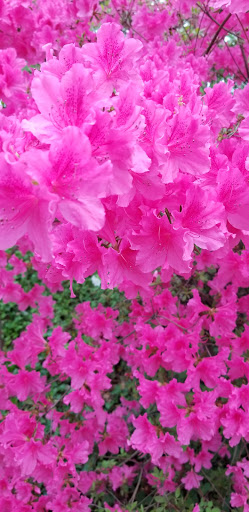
<box><xmin>1</xmin><ymin>0</ymin><xmax>249</xmax><ymax>511</ymax></box>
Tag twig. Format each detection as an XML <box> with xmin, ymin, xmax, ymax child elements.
<box><xmin>43</xmin><ymin>375</ymin><xmax>64</xmax><ymax>392</ymax></box>
<box><xmin>116</xmin><ymin>315</ymin><xmax>158</xmax><ymax>342</ymax></box>
<box><xmin>178</xmin><ymin>13</ymin><xmax>191</xmax><ymax>42</ymax></box>
<box><xmin>200</xmin><ymin>4</ymin><xmax>248</xmax><ymax>81</ymax></box>
<box><xmin>131</xmin><ymin>27</ymin><xmax>149</xmax><ymax>42</ymax></box>
<box><xmin>201</xmin><ymin>470</ymin><xmax>223</xmax><ymax>500</ymax></box>
<box><xmin>194</xmin><ymin>0</ymin><xmax>208</xmax><ymax>53</ymax></box>
<box><xmin>204</xmin><ymin>12</ymin><xmax>232</xmax><ymax>55</ymax></box>
<box><xmin>117</xmin><ymin>450</ymin><xmax>140</xmax><ymax>466</ymax></box>
<box><xmin>243</xmin><ymin>439</ymin><xmax>249</xmax><ymax>458</ymax></box>
<box><xmin>106</xmin><ymin>488</ymin><xmax>124</xmax><ymax>506</ymax></box>
<box><xmin>157</xmin><ymin>314</ymin><xmax>188</xmax><ymax>333</ymax></box>
<box><xmin>41</xmin><ymin>385</ymin><xmax>71</xmax><ymax>417</ymax></box>
<box><xmin>236</xmin><ymin>14</ymin><xmax>249</xmax><ymax>44</ymax></box>
<box><xmin>239</xmin><ymin>42</ymin><xmax>249</xmax><ymax>80</ymax></box>
<box><xmin>127</xmin><ymin>0</ymin><xmax>136</xmax><ymax>18</ymax></box>
<box><xmin>200</xmin><ymin>20</ymin><xmax>213</xmax><ymax>49</ymax></box>
<box><xmin>129</xmin><ymin>464</ymin><xmax>144</xmax><ymax>503</ymax></box>
<box><xmin>201</xmin><ymin>469</ymin><xmax>232</xmax><ymax>510</ymax></box>
<box><xmin>137</xmin><ymin>488</ymin><xmax>158</xmax><ymax>507</ymax></box>
<box><xmin>225</xmin><ymin>41</ymin><xmax>248</xmax><ymax>81</ymax></box>
<box><xmin>0</xmin><ymin>319</ymin><xmax>4</xmax><ymax>351</ymax></box>
<box><xmin>119</xmin><ymin>330</ymin><xmax>136</xmax><ymax>341</ymax></box>
<box><xmin>231</xmin><ymin>443</ymin><xmax>239</xmax><ymax>465</ymax></box>
<box><xmin>197</xmin><ymin>3</ymin><xmax>235</xmax><ymax>36</ymax></box>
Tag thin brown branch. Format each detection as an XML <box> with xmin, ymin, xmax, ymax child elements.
<box><xmin>200</xmin><ymin>20</ymin><xmax>213</xmax><ymax>49</ymax></box>
<box><xmin>0</xmin><ymin>320</ymin><xmax>4</xmax><ymax>351</ymax></box>
<box><xmin>116</xmin><ymin>315</ymin><xmax>158</xmax><ymax>342</ymax></box>
<box><xmin>197</xmin><ymin>3</ymin><xmax>235</xmax><ymax>36</ymax></box>
<box><xmin>157</xmin><ymin>314</ymin><xmax>188</xmax><ymax>333</ymax></box>
<box><xmin>41</xmin><ymin>385</ymin><xmax>71</xmax><ymax>417</ymax></box>
<box><xmin>236</xmin><ymin>14</ymin><xmax>249</xmax><ymax>44</ymax></box>
<box><xmin>204</xmin><ymin>12</ymin><xmax>232</xmax><ymax>55</ymax></box>
<box><xmin>178</xmin><ymin>12</ymin><xmax>191</xmax><ymax>42</ymax></box>
<box><xmin>106</xmin><ymin>488</ymin><xmax>124</xmax><ymax>506</ymax></box>
<box><xmin>201</xmin><ymin>470</ymin><xmax>232</xmax><ymax>510</ymax></box>
<box><xmin>129</xmin><ymin>464</ymin><xmax>144</xmax><ymax>504</ymax></box>
<box><xmin>131</xmin><ymin>27</ymin><xmax>149</xmax><ymax>43</ymax></box>
<box><xmin>225</xmin><ymin>41</ymin><xmax>248</xmax><ymax>81</ymax></box>
<box><xmin>194</xmin><ymin>0</ymin><xmax>210</xmax><ymax>53</ymax></box>
<box><xmin>240</xmin><ymin>42</ymin><xmax>249</xmax><ymax>79</ymax></box>
<box><xmin>117</xmin><ymin>450</ymin><xmax>139</xmax><ymax>467</ymax></box>
<box><xmin>243</xmin><ymin>439</ymin><xmax>249</xmax><ymax>458</ymax></box>
<box><xmin>119</xmin><ymin>329</ymin><xmax>135</xmax><ymax>341</ymax></box>
<box><xmin>199</xmin><ymin>5</ymin><xmax>249</xmax><ymax>80</ymax></box>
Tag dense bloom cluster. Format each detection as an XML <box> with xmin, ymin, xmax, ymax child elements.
<box><xmin>1</xmin><ymin>0</ymin><xmax>249</xmax><ymax>510</ymax></box>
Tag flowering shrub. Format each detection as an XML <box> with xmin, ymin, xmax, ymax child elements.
<box><xmin>1</xmin><ymin>0</ymin><xmax>249</xmax><ymax>510</ymax></box>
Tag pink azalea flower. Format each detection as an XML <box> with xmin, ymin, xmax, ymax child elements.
<box><xmin>82</xmin><ymin>23</ymin><xmax>143</xmax><ymax>90</ymax></box>
<box><xmin>130</xmin><ymin>211</ymin><xmax>191</xmax><ymax>273</ymax></box>
<box><xmin>6</xmin><ymin>370</ymin><xmax>45</xmax><ymax>402</ymax></box>
<box><xmin>22</xmin><ymin>63</ymin><xmax>98</xmax><ymax>143</ymax></box>
<box><xmin>161</xmin><ymin>108</ymin><xmax>210</xmax><ymax>182</ymax></box>
<box><xmin>182</xmin><ymin>470</ymin><xmax>203</xmax><ymax>490</ymax></box>
<box><xmin>173</xmin><ymin>185</ymin><xmax>226</xmax><ymax>251</ymax></box>
<box><xmin>0</xmin><ymin>155</ymin><xmax>56</xmax><ymax>261</ymax></box>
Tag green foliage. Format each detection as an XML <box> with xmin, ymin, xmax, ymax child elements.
<box><xmin>22</xmin><ymin>63</ymin><xmax>41</xmax><ymax>74</ymax></box>
<box><xmin>0</xmin><ymin>303</ymin><xmax>34</xmax><ymax>350</ymax></box>
<box><xmin>0</xmin><ymin>249</ymin><xmax>130</xmax><ymax>350</ymax></box>
<box><xmin>53</xmin><ymin>276</ymin><xmax>130</xmax><ymax>336</ymax></box>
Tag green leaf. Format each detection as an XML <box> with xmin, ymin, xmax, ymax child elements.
<box><xmin>155</xmin><ymin>496</ymin><xmax>166</xmax><ymax>504</ymax></box>
<box><xmin>175</xmin><ymin>487</ymin><xmax>181</xmax><ymax>499</ymax></box>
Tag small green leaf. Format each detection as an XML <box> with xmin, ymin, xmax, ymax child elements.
<box><xmin>175</xmin><ymin>487</ymin><xmax>181</xmax><ymax>499</ymax></box>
